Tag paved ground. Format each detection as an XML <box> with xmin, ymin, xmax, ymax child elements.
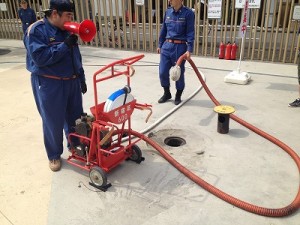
<box><xmin>1</xmin><ymin>39</ymin><xmax>300</xmax><ymax>225</ymax></box>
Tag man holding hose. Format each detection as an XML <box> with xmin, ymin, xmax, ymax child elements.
<box><xmin>157</xmin><ymin>0</ymin><xmax>195</xmax><ymax>105</ymax></box>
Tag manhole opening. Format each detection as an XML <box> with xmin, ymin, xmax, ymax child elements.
<box><xmin>0</xmin><ymin>49</ymin><xmax>11</xmax><ymax>55</ymax></box>
<box><xmin>164</xmin><ymin>136</ymin><xmax>186</xmax><ymax>147</ymax></box>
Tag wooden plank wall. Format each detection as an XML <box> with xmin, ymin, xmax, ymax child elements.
<box><xmin>1</xmin><ymin>0</ymin><xmax>300</xmax><ymax>64</ymax></box>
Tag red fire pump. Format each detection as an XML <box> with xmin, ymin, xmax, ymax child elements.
<box><xmin>218</xmin><ymin>41</ymin><xmax>225</xmax><ymax>59</ymax></box>
<box><xmin>67</xmin><ymin>54</ymin><xmax>152</xmax><ymax>191</ymax></box>
<box><xmin>225</xmin><ymin>42</ymin><xmax>232</xmax><ymax>60</ymax></box>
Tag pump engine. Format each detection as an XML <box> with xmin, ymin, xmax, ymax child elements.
<box><xmin>72</xmin><ymin>113</ymin><xmax>95</xmax><ymax>157</ymax></box>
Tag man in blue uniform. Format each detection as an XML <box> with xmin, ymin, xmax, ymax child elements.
<box><xmin>289</xmin><ymin>28</ymin><xmax>300</xmax><ymax>107</ymax></box>
<box><xmin>18</xmin><ymin>0</ymin><xmax>37</xmax><ymax>34</ymax></box>
<box><xmin>157</xmin><ymin>0</ymin><xmax>195</xmax><ymax>105</ymax></box>
<box><xmin>23</xmin><ymin>0</ymin><xmax>87</xmax><ymax>172</ymax></box>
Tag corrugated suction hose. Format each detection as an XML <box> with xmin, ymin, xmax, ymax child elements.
<box><xmin>128</xmin><ymin>55</ymin><xmax>300</xmax><ymax>217</ymax></box>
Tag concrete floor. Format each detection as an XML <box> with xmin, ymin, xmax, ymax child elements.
<box><xmin>1</xmin><ymin>39</ymin><xmax>300</xmax><ymax>225</ymax></box>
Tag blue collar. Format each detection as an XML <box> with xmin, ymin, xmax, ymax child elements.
<box><xmin>44</xmin><ymin>18</ymin><xmax>66</xmax><ymax>35</ymax></box>
<box><xmin>171</xmin><ymin>5</ymin><xmax>184</xmax><ymax>13</ymax></box>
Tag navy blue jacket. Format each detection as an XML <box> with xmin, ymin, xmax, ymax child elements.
<box><xmin>18</xmin><ymin>7</ymin><xmax>36</xmax><ymax>33</ymax></box>
<box><xmin>159</xmin><ymin>6</ymin><xmax>195</xmax><ymax>53</ymax></box>
<box><xmin>24</xmin><ymin>18</ymin><xmax>85</xmax><ymax>83</ymax></box>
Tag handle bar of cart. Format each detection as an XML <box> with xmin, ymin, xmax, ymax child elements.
<box><xmin>91</xmin><ymin>54</ymin><xmax>152</xmax><ymax>122</ymax></box>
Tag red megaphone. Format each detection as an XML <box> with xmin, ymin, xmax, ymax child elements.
<box><xmin>64</xmin><ymin>20</ymin><xmax>96</xmax><ymax>42</ymax></box>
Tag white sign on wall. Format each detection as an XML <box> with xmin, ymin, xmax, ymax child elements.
<box><xmin>235</xmin><ymin>0</ymin><xmax>261</xmax><ymax>9</ymax></box>
<box><xmin>208</xmin><ymin>0</ymin><xmax>222</xmax><ymax>19</ymax></box>
<box><xmin>293</xmin><ymin>5</ymin><xmax>300</xmax><ymax>20</ymax></box>
<box><xmin>135</xmin><ymin>0</ymin><xmax>144</xmax><ymax>6</ymax></box>
<box><xmin>0</xmin><ymin>3</ymin><xmax>7</xmax><ymax>11</ymax></box>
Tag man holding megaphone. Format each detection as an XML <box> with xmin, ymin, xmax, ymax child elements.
<box><xmin>24</xmin><ymin>0</ymin><xmax>92</xmax><ymax>172</ymax></box>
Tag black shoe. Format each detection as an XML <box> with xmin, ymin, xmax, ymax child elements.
<box><xmin>288</xmin><ymin>98</ymin><xmax>300</xmax><ymax>107</ymax></box>
<box><xmin>174</xmin><ymin>89</ymin><xmax>183</xmax><ymax>105</ymax></box>
<box><xmin>174</xmin><ymin>98</ymin><xmax>182</xmax><ymax>105</ymax></box>
<box><xmin>158</xmin><ymin>92</ymin><xmax>172</xmax><ymax>103</ymax></box>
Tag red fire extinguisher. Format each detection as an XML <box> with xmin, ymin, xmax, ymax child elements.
<box><xmin>231</xmin><ymin>42</ymin><xmax>238</xmax><ymax>60</ymax></box>
<box><xmin>225</xmin><ymin>42</ymin><xmax>232</xmax><ymax>60</ymax></box>
<box><xmin>219</xmin><ymin>42</ymin><xmax>225</xmax><ymax>59</ymax></box>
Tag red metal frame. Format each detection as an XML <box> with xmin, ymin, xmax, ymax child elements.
<box><xmin>67</xmin><ymin>54</ymin><xmax>151</xmax><ymax>173</ymax></box>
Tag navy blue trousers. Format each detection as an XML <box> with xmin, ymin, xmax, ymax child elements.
<box><xmin>31</xmin><ymin>75</ymin><xmax>83</xmax><ymax>160</ymax></box>
<box><xmin>159</xmin><ymin>42</ymin><xmax>187</xmax><ymax>90</ymax></box>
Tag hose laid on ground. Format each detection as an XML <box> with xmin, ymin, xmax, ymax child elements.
<box><xmin>128</xmin><ymin>55</ymin><xmax>300</xmax><ymax>217</ymax></box>
<box><xmin>125</xmin><ymin>66</ymin><xmax>205</xmax><ymax>137</ymax></box>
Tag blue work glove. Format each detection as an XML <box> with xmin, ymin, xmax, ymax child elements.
<box><xmin>64</xmin><ymin>34</ymin><xmax>78</xmax><ymax>48</ymax></box>
<box><xmin>81</xmin><ymin>81</ymin><xmax>87</xmax><ymax>94</ymax></box>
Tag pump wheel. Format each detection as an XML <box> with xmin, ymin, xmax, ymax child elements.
<box><xmin>129</xmin><ymin>145</ymin><xmax>144</xmax><ymax>164</ymax></box>
<box><xmin>89</xmin><ymin>166</ymin><xmax>107</xmax><ymax>188</ymax></box>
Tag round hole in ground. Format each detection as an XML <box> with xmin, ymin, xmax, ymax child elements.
<box><xmin>0</xmin><ymin>49</ymin><xmax>11</xmax><ymax>55</ymax></box>
<box><xmin>164</xmin><ymin>136</ymin><xmax>186</xmax><ymax>147</ymax></box>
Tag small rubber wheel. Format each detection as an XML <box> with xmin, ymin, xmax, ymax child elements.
<box><xmin>129</xmin><ymin>144</ymin><xmax>143</xmax><ymax>163</ymax></box>
<box><xmin>89</xmin><ymin>166</ymin><xmax>107</xmax><ymax>188</ymax></box>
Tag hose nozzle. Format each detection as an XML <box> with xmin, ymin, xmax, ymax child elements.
<box><xmin>122</xmin><ymin>85</ymin><xmax>131</xmax><ymax>94</ymax></box>
<box><xmin>170</xmin><ymin>65</ymin><xmax>181</xmax><ymax>81</ymax></box>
